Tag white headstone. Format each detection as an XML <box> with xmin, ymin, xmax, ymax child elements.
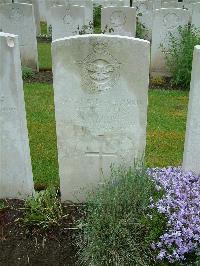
<box><xmin>151</xmin><ymin>8</ymin><xmax>190</xmax><ymax>76</ymax></box>
<box><xmin>101</xmin><ymin>6</ymin><xmax>136</xmax><ymax>36</ymax></box>
<box><xmin>132</xmin><ymin>0</ymin><xmax>153</xmax><ymax>40</ymax></box>
<box><xmin>14</xmin><ymin>0</ymin><xmax>41</xmax><ymax>35</ymax></box>
<box><xmin>70</xmin><ymin>0</ymin><xmax>93</xmax><ymax>28</ymax></box>
<box><xmin>0</xmin><ymin>3</ymin><xmax>39</xmax><ymax>70</ymax></box>
<box><xmin>51</xmin><ymin>5</ymin><xmax>85</xmax><ymax>41</ymax></box>
<box><xmin>183</xmin><ymin>45</ymin><xmax>200</xmax><ymax>174</ymax></box>
<box><xmin>192</xmin><ymin>2</ymin><xmax>200</xmax><ymax>28</ymax></box>
<box><xmin>0</xmin><ymin>32</ymin><xmax>34</xmax><ymax>199</ymax></box>
<box><xmin>162</xmin><ymin>1</ymin><xmax>180</xmax><ymax>8</ymax></box>
<box><xmin>183</xmin><ymin>0</ymin><xmax>200</xmax><ymax>11</ymax></box>
<box><xmin>104</xmin><ymin>0</ymin><xmax>130</xmax><ymax>7</ymax></box>
<box><xmin>0</xmin><ymin>0</ymin><xmax>12</xmax><ymax>3</ymax></box>
<box><xmin>45</xmin><ymin>0</ymin><xmax>68</xmax><ymax>30</ymax></box>
<box><xmin>152</xmin><ymin>0</ymin><xmax>161</xmax><ymax>10</ymax></box>
<box><xmin>52</xmin><ymin>34</ymin><xmax>150</xmax><ymax>202</ymax></box>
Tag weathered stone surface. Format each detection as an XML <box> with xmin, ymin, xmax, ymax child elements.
<box><xmin>151</xmin><ymin>8</ymin><xmax>190</xmax><ymax>76</ymax></box>
<box><xmin>192</xmin><ymin>2</ymin><xmax>200</xmax><ymax>28</ymax></box>
<box><xmin>132</xmin><ymin>0</ymin><xmax>153</xmax><ymax>40</ymax></box>
<box><xmin>101</xmin><ymin>6</ymin><xmax>136</xmax><ymax>37</ymax></box>
<box><xmin>162</xmin><ymin>1</ymin><xmax>179</xmax><ymax>8</ymax></box>
<box><xmin>183</xmin><ymin>45</ymin><xmax>200</xmax><ymax>174</ymax></box>
<box><xmin>0</xmin><ymin>32</ymin><xmax>34</xmax><ymax>199</ymax></box>
<box><xmin>52</xmin><ymin>34</ymin><xmax>150</xmax><ymax>202</ymax></box>
<box><xmin>50</xmin><ymin>4</ymin><xmax>85</xmax><ymax>41</ymax></box>
<box><xmin>0</xmin><ymin>3</ymin><xmax>38</xmax><ymax>70</ymax></box>
<box><xmin>70</xmin><ymin>0</ymin><xmax>93</xmax><ymax>28</ymax></box>
<box><xmin>0</xmin><ymin>0</ymin><xmax>11</xmax><ymax>3</ymax></box>
<box><xmin>14</xmin><ymin>0</ymin><xmax>41</xmax><ymax>35</ymax></box>
<box><xmin>103</xmin><ymin>0</ymin><xmax>130</xmax><ymax>7</ymax></box>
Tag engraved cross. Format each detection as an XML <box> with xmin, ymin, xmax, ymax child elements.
<box><xmin>85</xmin><ymin>135</ymin><xmax>116</xmax><ymax>177</ymax></box>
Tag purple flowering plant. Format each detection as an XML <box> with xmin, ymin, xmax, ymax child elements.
<box><xmin>147</xmin><ymin>167</ymin><xmax>200</xmax><ymax>264</ymax></box>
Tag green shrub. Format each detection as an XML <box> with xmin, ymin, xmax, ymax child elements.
<box><xmin>162</xmin><ymin>25</ymin><xmax>200</xmax><ymax>89</ymax></box>
<box><xmin>22</xmin><ymin>66</ymin><xmax>35</xmax><ymax>80</ymax></box>
<box><xmin>0</xmin><ymin>200</ymin><xmax>6</xmax><ymax>211</ymax></box>
<box><xmin>77</xmin><ymin>166</ymin><xmax>166</xmax><ymax>266</ymax></box>
<box><xmin>23</xmin><ymin>187</ymin><xmax>63</xmax><ymax>229</ymax></box>
<box><xmin>93</xmin><ymin>5</ymin><xmax>101</xmax><ymax>33</ymax></box>
<box><xmin>136</xmin><ymin>16</ymin><xmax>149</xmax><ymax>40</ymax></box>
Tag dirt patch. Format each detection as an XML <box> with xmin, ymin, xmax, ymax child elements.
<box><xmin>0</xmin><ymin>200</ymin><xmax>83</xmax><ymax>266</ymax></box>
<box><xmin>24</xmin><ymin>71</ymin><xmax>53</xmax><ymax>84</ymax></box>
<box><xmin>149</xmin><ymin>77</ymin><xmax>186</xmax><ymax>90</ymax></box>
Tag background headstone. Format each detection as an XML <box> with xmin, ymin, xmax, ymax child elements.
<box><xmin>52</xmin><ymin>34</ymin><xmax>150</xmax><ymax>202</ymax></box>
<box><xmin>183</xmin><ymin>45</ymin><xmax>200</xmax><ymax>174</ymax></box>
<box><xmin>14</xmin><ymin>0</ymin><xmax>41</xmax><ymax>35</ymax></box>
<box><xmin>132</xmin><ymin>0</ymin><xmax>153</xmax><ymax>40</ymax></box>
<box><xmin>151</xmin><ymin>8</ymin><xmax>190</xmax><ymax>76</ymax></box>
<box><xmin>70</xmin><ymin>0</ymin><xmax>93</xmax><ymax>29</ymax></box>
<box><xmin>192</xmin><ymin>2</ymin><xmax>200</xmax><ymax>29</ymax></box>
<box><xmin>103</xmin><ymin>0</ymin><xmax>130</xmax><ymax>7</ymax></box>
<box><xmin>0</xmin><ymin>32</ymin><xmax>34</xmax><ymax>199</ymax></box>
<box><xmin>101</xmin><ymin>6</ymin><xmax>136</xmax><ymax>36</ymax></box>
<box><xmin>0</xmin><ymin>3</ymin><xmax>39</xmax><ymax>70</ymax></box>
<box><xmin>50</xmin><ymin>4</ymin><xmax>86</xmax><ymax>41</ymax></box>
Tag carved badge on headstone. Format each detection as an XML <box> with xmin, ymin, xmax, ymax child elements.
<box><xmin>163</xmin><ymin>13</ymin><xmax>180</xmax><ymax>30</ymax></box>
<box><xmin>78</xmin><ymin>42</ymin><xmax>121</xmax><ymax>93</ymax></box>
<box><xmin>63</xmin><ymin>7</ymin><xmax>73</xmax><ymax>33</ymax></box>
<box><xmin>9</xmin><ymin>7</ymin><xmax>23</xmax><ymax>21</ymax></box>
<box><xmin>110</xmin><ymin>11</ymin><xmax>126</xmax><ymax>29</ymax></box>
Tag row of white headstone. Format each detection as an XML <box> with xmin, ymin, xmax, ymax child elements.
<box><xmin>132</xmin><ymin>0</ymin><xmax>200</xmax><ymax>40</ymax></box>
<box><xmin>1</xmin><ymin>2</ymin><xmax>199</xmax><ymax>76</ymax></box>
<box><xmin>0</xmin><ymin>31</ymin><xmax>200</xmax><ymax>202</ymax></box>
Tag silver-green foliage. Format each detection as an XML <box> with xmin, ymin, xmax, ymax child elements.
<box><xmin>77</xmin><ymin>166</ymin><xmax>166</xmax><ymax>266</ymax></box>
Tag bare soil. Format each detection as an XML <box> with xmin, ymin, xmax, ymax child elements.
<box><xmin>24</xmin><ymin>71</ymin><xmax>53</xmax><ymax>84</ymax></box>
<box><xmin>0</xmin><ymin>199</ymin><xmax>83</xmax><ymax>266</ymax></box>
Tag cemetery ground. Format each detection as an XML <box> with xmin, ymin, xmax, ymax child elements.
<box><xmin>0</xmin><ymin>41</ymin><xmax>190</xmax><ymax>265</ymax></box>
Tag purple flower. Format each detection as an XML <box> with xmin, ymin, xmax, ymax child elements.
<box><xmin>147</xmin><ymin>167</ymin><xmax>200</xmax><ymax>263</ymax></box>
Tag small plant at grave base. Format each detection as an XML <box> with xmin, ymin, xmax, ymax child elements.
<box><xmin>0</xmin><ymin>200</ymin><xmax>6</xmax><ymax>211</ymax></box>
<box><xmin>136</xmin><ymin>15</ymin><xmax>149</xmax><ymax>40</ymax></box>
<box><xmin>77</xmin><ymin>21</ymin><xmax>94</xmax><ymax>35</ymax></box>
<box><xmin>101</xmin><ymin>24</ymin><xmax>114</xmax><ymax>34</ymax></box>
<box><xmin>161</xmin><ymin>25</ymin><xmax>200</xmax><ymax>89</ymax></box>
<box><xmin>22</xmin><ymin>66</ymin><xmax>35</xmax><ymax>80</ymax></box>
<box><xmin>77</xmin><ymin>166</ymin><xmax>166</xmax><ymax>266</ymax></box>
<box><xmin>23</xmin><ymin>187</ymin><xmax>63</xmax><ymax>229</ymax></box>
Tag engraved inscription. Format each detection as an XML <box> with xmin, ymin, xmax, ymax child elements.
<box><xmin>78</xmin><ymin>42</ymin><xmax>121</xmax><ymax>93</ymax></box>
<box><xmin>62</xmin><ymin>7</ymin><xmax>74</xmax><ymax>34</ymax></box>
<box><xmin>0</xmin><ymin>96</ymin><xmax>16</xmax><ymax>113</ymax></box>
<box><xmin>9</xmin><ymin>7</ymin><xmax>23</xmax><ymax>21</ymax></box>
<box><xmin>110</xmin><ymin>11</ymin><xmax>126</xmax><ymax>28</ymax></box>
<box><xmin>9</xmin><ymin>7</ymin><xmax>27</xmax><ymax>47</ymax></box>
<box><xmin>163</xmin><ymin>13</ymin><xmax>180</xmax><ymax>30</ymax></box>
<box><xmin>85</xmin><ymin>135</ymin><xmax>117</xmax><ymax>177</ymax></box>
<box><xmin>65</xmin><ymin>96</ymin><xmax>141</xmax><ymax>133</ymax></box>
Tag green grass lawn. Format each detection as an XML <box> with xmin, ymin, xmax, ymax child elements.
<box><xmin>24</xmin><ymin>83</ymin><xmax>189</xmax><ymax>188</ymax></box>
<box><xmin>38</xmin><ymin>43</ymin><xmax>52</xmax><ymax>70</ymax></box>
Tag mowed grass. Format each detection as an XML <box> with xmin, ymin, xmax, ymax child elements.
<box><xmin>24</xmin><ymin>83</ymin><xmax>59</xmax><ymax>188</ymax></box>
<box><xmin>146</xmin><ymin>90</ymin><xmax>188</xmax><ymax>167</ymax></box>
<box><xmin>24</xmin><ymin>83</ymin><xmax>189</xmax><ymax>187</ymax></box>
<box><xmin>38</xmin><ymin>42</ymin><xmax>52</xmax><ymax>70</ymax></box>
